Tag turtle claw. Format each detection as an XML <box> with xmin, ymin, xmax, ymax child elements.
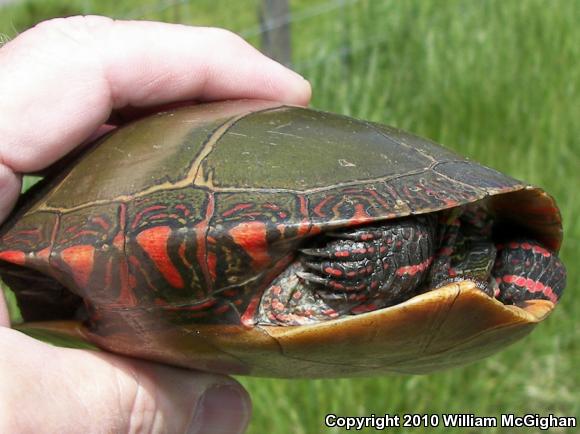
<box><xmin>296</xmin><ymin>271</ymin><xmax>328</xmax><ymax>286</ymax></box>
<box><xmin>326</xmin><ymin>231</ymin><xmax>353</xmax><ymax>238</ymax></box>
<box><xmin>299</xmin><ymin>247</ymin><xmax>332</xmax><ymax>258</ymax></box>
<box><xmin>301</xmin><ymin>260</ymin><xmax>325</xmax><ymax>273</ymax></box>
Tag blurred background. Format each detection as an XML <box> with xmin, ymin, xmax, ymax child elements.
<box><xmin>1</xmin><ymin>0</ymin><xmax>578</xmax><ymax>432</ymax></box>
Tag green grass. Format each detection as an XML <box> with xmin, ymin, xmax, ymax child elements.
<box><xmin>1</xmin><ymin>0</ymin><xmax>579</xmax><ymax>433</ymax></box>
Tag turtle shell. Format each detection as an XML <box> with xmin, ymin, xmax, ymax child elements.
<box><xmin>0</xmin><ymin>99</ymin><xmax>563</xmax><ymax>377</ymax></box>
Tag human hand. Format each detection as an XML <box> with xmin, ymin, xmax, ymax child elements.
<box><xmin>0</xmin><ymin>16</ymin><xmax>311</xmax><ymax>433</ymax></box>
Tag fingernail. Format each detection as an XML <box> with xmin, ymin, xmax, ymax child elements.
<box><xmin>189</xmin><ymin>384</ymin><xmax>251</xmax><ymax>434</ymax></box>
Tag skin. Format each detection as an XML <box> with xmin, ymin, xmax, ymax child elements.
<box><xmin>0</xmin><ymin>16</ymin><xmax>311</xmax><ymax>433</ymax></box>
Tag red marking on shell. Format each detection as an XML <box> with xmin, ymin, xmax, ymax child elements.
<box><xmin>313</xmin><ymin>196</ymin><xmax>333</xmax><ymax>217</ymax></box>
<box><xmin>112</xmin><ymin>232</ymin><xmax>124</xmax><ymax>250</ymax></box>
<box><xmin>92</xmin><ymin>216</ymin><xmax>110</xmax><ymax>230</ymax></box>
<box><xmin>97</xmin><ymin>204</ymin><xmax>136</xmax><ymax>306</ymax></box>
<box><xmin>174</xmin><ymin>204</ymin><xmax>190</xmax><ymax>216</ymax></box>
<box><xmin>296</xmin><ymin>195</ymin><xmax>314</xmax><ymax>236</ymax></box>
<box><xmin>214</xmin><ymin>305</ymin><xmax>230</xmax><ymax>314</ymax></box>
<box><xmin>368</xmin><ymin>189</ymin><xmax>392</xmax><ymax>208</ymax></box>
<box><xmin>241</xmin><ymin>292</ymin><xmax>261</xmax><ymax>326</ymax></box>
<box><xmin>9</xmin><ymin>229</ymin><xmax>38</xmax><ymax>236</ymax></box>
<box><xmin>229</xmin><ymin>221</ymin><xmax>271</xmax><ymax>268</ymax></box>
<box><xmin>207</xmin><ymin>252</ymin><xmax>217</xmax><ymax>281</ymax></box>
<box><xmin>195</xmin><ymin>193</ymin><xmax>215</xmax><ymax>289</ymax></box>
<box><xmin>36</xmin><ymin>247</ymin><xmax>51</xmax><ymax>262</ymax></box>
<box><xmin>128</xmin><ymin>273</ymin><xmax>137</xmax><ymax>292</ymax></box>
<box><xmin>222</xmin><ymin>203</ymin><xmax>253</xmax><ymax>217</ymax></box>
<box><xmin>349</xmin><ymin>204</ymin><xmax>374</xmax><ymax>226</ymax></box>
<box><xmin>60</xmin><ymin>245</ymin><xmax>95</xmax><ymax>289</ymax></box>
<box><xmin>0</xmin><ymin>250</ymin><xmax>26</xmax><ymax>265</ymax></box>
<box><xmin>136</xmin><ymin>226</ymin><xmax>184</xmax><ymax>289</ymax></box>
<box><xmin>131</xmin><ymin>205</ymin><xmax>167</xmax><ymax>229</ymax></box>
<box><xmin>159</xmin><ymin>212</ymin><xmax>185</xmax><ymax>223</ymax></box>
<box><xmin>178</xmin><ymin>241</ymin><xmax>189</xmax><ymax>268</ymax></box>
<box><xmin>65</xmin><ymin>225</ymin><xmax>79</xmax><ymax>234</ymax></box>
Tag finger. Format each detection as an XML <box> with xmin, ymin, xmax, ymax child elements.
<box><xmin>0</xmin><ymin>328</ymin><xmax>251</xmax><ymax>434</ymax></box>
<box><xmin>0</xmin><ymin>16</ymin><xmax>311</xmax><ymax>220</ymax></box>
<box><xmin>0</xmin><ymin>294</ymin><xmax>9</xmax><ymax>327</ymax></box>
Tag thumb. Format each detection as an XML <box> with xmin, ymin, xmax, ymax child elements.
<box><xmin>0</xmin><ymin>327</ymin><xmax>251</xmax><ymax>433</ymax></box>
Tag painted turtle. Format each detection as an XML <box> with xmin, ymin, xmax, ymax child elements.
<box><xmin>0</xmin><ymin>100</ymin><xmax>566</xmax><ymax>377</ymax></box>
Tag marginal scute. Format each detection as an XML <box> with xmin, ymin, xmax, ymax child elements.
<box><xmin>0</xmin><ymin>211</ymin><xmax>56</xmax><ymax>257</ymax></box>
<box><xmin>386</xmin><ymin>171</ymin><xmax>484</xmax><ymax>213</ymax></box>
<box><xmin>50</xmin><ymin>202</ymin><xmax>120</xmax><ymax>304</ymax></box>
<box><xmin>126</xmin><ymin>188</ymin><xmax>210</xmax><ymax>305</ymax></box>
<box><xmin>435</xmin><ymin>161</ymin><xmax>523</xmax><ymax>192</ymax></box>
<box><xmin>307</xmin><ymin>183</ymin><xmax>409</xmax><ymax>226</ymax></box>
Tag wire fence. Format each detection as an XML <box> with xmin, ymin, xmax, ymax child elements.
<box><xmin>123</xmin><ymin>0</ymin><xmax>366</xmax><ymax>67</ymax></box>
<box><xmin>0</xmin><ymin>0</ymin><xmax>390</xmax><ymax>73</ymax></box>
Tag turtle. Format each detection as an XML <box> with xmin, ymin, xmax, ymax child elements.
<box><xmin>0</xmin><ymin>99</ymin><xmax>566</xmax><ymax>377</ymax></box>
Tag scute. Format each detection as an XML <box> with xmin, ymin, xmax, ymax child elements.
<box><xmin>206</xmin><ymin>106</ymin><xmax>438</xmax><ymax>190</ymax></box>
<box><xmin>41</xmin><ymin>100</ymin><xmax>282</xmax><ymax>210</ymax></box>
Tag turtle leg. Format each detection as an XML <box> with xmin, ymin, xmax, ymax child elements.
<box><xmin>429</xmin><ymin>211</ymin><xmax>566</xmax><ymax>305</ymax></box>
<box><xmin>298</xmin><ymin>216</ymin><xmax>436</xmax><ymax>309</ymax></box>
<box><xmin>492</xmin><ymin>240</ymin><xmax>566</xmax><ymax>304</ymax></box>
<box><xmin>256</xmin><ymin>216</ymin><xmax>437</xmax><ymax>325</ymax></box>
